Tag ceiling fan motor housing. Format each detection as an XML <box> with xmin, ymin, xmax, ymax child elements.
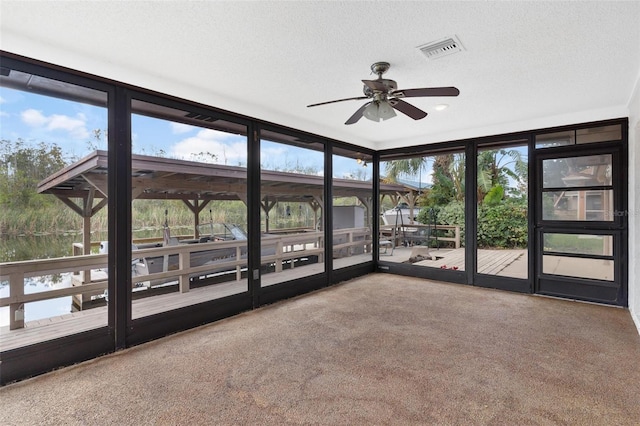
<box><xmin>362</xmin><ymin>79</ymin><xmax>397</xmax><ymax>97</ymax></box>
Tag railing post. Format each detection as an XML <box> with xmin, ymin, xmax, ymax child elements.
<box><xmin>179</xmin><ymin>251</ymin><xmax>190</xmax><ymax>293</ymax></box>
<box><xmin>236</xmin><ymin>246</ymin><xmax>242</xmax><ymax>281</ymax></box>
<box><xmin>318</xmin><ymin>235</ymin><xmax>324</xmax><ymax>263</ymax></box>
<box><xmin>348</xmin><ymin>231</ymin><xmax>353</xmax><ymax>256</ymax></box>
<box><xmin>455</xmin><ymin>226</ymin><xmax>461</xmax><ymax>249</ymax></box>
<box><xmin>275</xmin><ymin>240</ymin><xmax>283</xmax><ymax>272</ymax></box>
<box><xmin>9</xmin><ymin>272</ymin><xmax>24</xmax><ymax>330</ymax></box>
<box><xmin>73</xmin><ymin>243</ymin><xmax>82</xmax><ymax>275</ymax></box>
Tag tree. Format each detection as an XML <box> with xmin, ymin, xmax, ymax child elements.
<box><xmin>383</xmin><ymin>157</ymin><xmax>427</xmax><ymax>183</ymax></box>
<box><xmin>0</xmin><ymin>139</ymin><xmax>67</xmax><ymax>208</ymax></box>
<box><xmin>424</xmin><ymin>155</ymin><xmax>454</xmax><ymax>207</ymax></box>
<box><xmin>477</xmin><ymin>148</ymin><xmax>526</xmax><ymax>203</ymax></box>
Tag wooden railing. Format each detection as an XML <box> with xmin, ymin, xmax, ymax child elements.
<box><xmin>332</xmin><ymin>227</ymin><xmax>372</xmax><ymax>257</ymax></box>
<box><xmin>0</xmin><ymin>254</ymin><xmax>109</xmax><ymax>330</ymax></box>
<box><xmin>1</xmin><ymin>228</ymin><xmax>379</xmax><ymax>331</ymax></box>
<box><xmin>380</xmin><ymin>224</ymin><xmax>461</xmax><ymax>249</ymax></box>
<box><xmin>0</xmin><ymin>230</ymin><xmax>333</xmax><ymax>331</ymax></box>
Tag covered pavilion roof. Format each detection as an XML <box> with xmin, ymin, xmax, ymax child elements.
<box><xmin>37</xmin><ymin>150</ymin><xmax>412</xmax><ymax>206</ymax></box>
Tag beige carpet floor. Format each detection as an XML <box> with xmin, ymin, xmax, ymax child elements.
<box><xmin>1</xmin><ymin>274</ymin><xmax>640</xmax><ymax>425</ymax></box>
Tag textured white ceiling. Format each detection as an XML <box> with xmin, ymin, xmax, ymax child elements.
<box><xmin>1</xmin><ymin>1</ymin><xmax>639</xmax><ymax>150</ymax></box>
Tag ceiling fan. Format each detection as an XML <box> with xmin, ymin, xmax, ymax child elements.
<box><xmin>307</xmin><ymin>62</ymin><xmax>460</xmax><ymax>125</ymax></box>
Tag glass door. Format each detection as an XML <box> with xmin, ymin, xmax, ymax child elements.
<box><xmin>534</xmin><ymin>132</ymin><xmax>625</xmax><ymax>305</ymax></box>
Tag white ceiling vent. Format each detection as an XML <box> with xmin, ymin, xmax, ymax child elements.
<box><xmin>417</xmin><ymin>36</ymin><xmax>464</xmax><ymax>60</ymax></box>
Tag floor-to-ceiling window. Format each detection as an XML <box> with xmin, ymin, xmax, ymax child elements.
<box><xmin>475</xmin><ymin>140</ymin><xmax>529</xmax><ymax>281</ymax></box>
<box><xmin>128</xmin><ymin>98</ymin><xmax>249</xmax><ymax>320</ymax></box>
<box><xmin>0</xmin><ymin>58</ymin><xmax>114</xmax><ymax>382</ymax></box>
<box><xmin>259</xmin><ymin>129</ymin><xmax>325</xmax><ymax>287</ymax></box>
<box><xmin>379</xmin><ymin>149</ymin><xmax>466</xmax><ymax>281</ymax></box>
<box><xmin>332</xmin><ymin>148</ymin><xmax>373</xmax><ymax>270</ymax></box>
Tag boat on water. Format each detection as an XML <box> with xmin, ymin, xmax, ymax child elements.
<box><xmin>100</xmin><ymin>223</ymin><xmax>253</xmax><ymax>287</ymax></box>
<box><xmin>381</xmin><ymin>203</ymin><xmax>421</xmax><ymax>226</ymax></box>
<box><xmin>99</xmin><ymin>222</ymin><xmax>321</xmax><ymax>291</ymax></box>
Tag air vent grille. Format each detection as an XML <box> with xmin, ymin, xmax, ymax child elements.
<box><xmin>417</xmin><ymin>36</ymin><xmax>464</xmax><ymax>60</ymax></box>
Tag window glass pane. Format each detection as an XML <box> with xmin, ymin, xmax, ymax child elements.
<box><xmin>379</xmin><ymin>152</ymin><xmax>465</xmax><ymax>271</ymax></box>
<box><xmin>543</xmin><ymin>255</ymin><xmax>614</xmax><ymax>281</ymax></box>
<box><xmin>477</xmin><ymin>144</ymin><xmax>528</xmax><ymax>278</ymax></box>
<box><xmin>542</xmin><ymin>154</ymin><xmax>612</xmax><ymax>188</ymax></box>
<box><xmin>543</xmin><ymin>233</ymin><xmax>613</xmax><ymax>256</ymax></box>
<box><xmin>130</xmin><ymin>100</ymin><xmax>248</xmax><ymax>319</ymax></box>
<box><xmin>332</xmin><ymin>151</ymin><xmax>373</xmax><ymax>269</ymax></box>
<box><xmin>0</xmin><ymin>69</ymin><xmax>108</xmax><ymax>346</ymax></box>
<box><xmin>260</xmin><ymin>132</ymin><xmax>325</xmax><ymax>287</ymax></box>
<box><xmin>542</xmin><ymin>190</ymin><xmax>614</xmax><ymax>221</ymax></box>
<box><xmin>576</xmin><ymin>125</ymin><xmax>621</xmax><ymax>144</ymax></box>
<box><xmin>535</xmin><ymin>130</ymin><xmax>575</xmax><ymax>149</ymax></box>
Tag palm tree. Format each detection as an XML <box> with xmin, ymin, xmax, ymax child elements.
<box><xmin>383</xmin><ymin>157</ymin><xmax>427</xmax><ymax>183</ymax></box>
<box><xmin>477</xmin><ymin>148</ymin><xmax>526</xmax><ymax>202</ymax></box>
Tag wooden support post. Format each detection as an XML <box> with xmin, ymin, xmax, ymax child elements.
<box><xmin>182</xmin><ymin>199</ymin><xmax>212</xmax><ymax>239</ymax></box>
<box><xmin>236</xmin><ymin>246</ymin><xmax>242</xmax><ymax>281</ymax></box>
<box><xmin>261</xmin><ymin>197</ymin><xmax>278</xmax><ymax>233</ymax></box>
<box><xmin>9</xmin><ymin>272</ymin><xmax>24</xmax><ymax>330</ymax></box>
<box><xmin>317</xmin><ymin>235</ymin><xmax>324</xmax><ymax>263</ymax></box>
<box><xmin>194</xmin><ymin>201</ymin><xmax>200</xmax><ymax>239</ymax></box>
<box><xmin>179</xmin><ymin>251</ymin><xmax>190</xmax><ymax>293</ymax></box>
<box><xmin>83</xmin><ymin>215</ymin><xmax>92</xmax><ymax>284</ymax></box>
<box><xmin>275</xmin><ymin>241</ymin><xmax>283</xmax><ymax>272</ymax></box>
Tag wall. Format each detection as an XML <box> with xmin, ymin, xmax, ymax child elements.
<box><xmin>628</xmin><ymin>71</ymin><xmax>640</xmax><ymax>335</ymax></box>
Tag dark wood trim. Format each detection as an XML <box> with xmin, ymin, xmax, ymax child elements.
<box><xmin>127</xmin><ymin>295</ymin><xmax>253</xmax><ymax>347</ymax></box>
<box><xmin>259</xmin><ymin>274</ymin><xmax>327</xmax><ymax>306</ymax></box>
<box><xmin>465</xmin><ymin>143</ymin><xmax>477</xmax><ymax>286</ymax></box>
<box><xmin>248</xmin><ymin>124</ymin><xmax>262</xmax><ymax>308</ymax></box>
<box><xmin>325</xmin><ymin>142</ymin><xmax>333</xmax><ymax>285</ymax></box>
<box><xmin>376</xmin><ymin>261</ymin><xmax>467</xmax><ymax>284</ymax></box>
<box><xmin>112</xmin><ymin>87</ymin><xmax>132</xmax><ymax>349</ymax></box>
<box><xmin>373</xmin><ymin>152</ymin><xmax>381</xmax><ymax>263</ymax></box>
<box><xmin>0</xmin><ymin>329</ymin><xmax>113</xmax><ymax>386</ymax></box>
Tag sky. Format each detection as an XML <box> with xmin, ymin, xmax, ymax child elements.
<box><xmin>0</xmin><ymin>86</ymin><xmax>371</xmax><ymax>181</ymax></box>
<box><xmin>0</xmin><ymin>84</ymin><xmax>526</xmax><ymax>188</ymax></box>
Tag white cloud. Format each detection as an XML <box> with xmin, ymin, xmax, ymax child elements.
<box><xmin>170</xmin><ymin>122</ymin><xmax>195</xmax><ymax>134</ymax></box>
<box><xmin>170</xmin><ymin>128</ymin><xmax>247</xmax><ymax>165</ymax></box>
<box><xmin>0</xmin><ymin>96</ymin><xmax>5</xmax><ymax>104</ymax></box>
<box><xmin>20</xmin><ymin>109</ymin><xmax>89</xmax><ymax>139</ymax></box>
<box><xmin>261</xmin><ymin>145</ymin><xmax>287</xmax><ymax>158</ymax></box>
<box><xmin>21</xmin><ymin>109</ymin><xmax>48</xmax><ymax>126</ymax></box>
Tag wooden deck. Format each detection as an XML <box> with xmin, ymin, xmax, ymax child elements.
<box><xmin>414</xmin><ymin>247</ymin><xmax>525</xmax><ymax>275</ymax></box>
<box><xmin>382</xmin><ymin>246</ymin><xmax>527</xmax><ymax>277</ymax></box>
<box><xmin>0</xmin><ymin>254</ymin><xmax>372</xmax><ymax>352</ymax></box>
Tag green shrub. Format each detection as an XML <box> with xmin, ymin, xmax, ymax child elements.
<box><xmin>477</xmin><ymin>199</ymin><xmax>527</xmax><ymax>248</ymax></box>
<box><xmin>416</xmin><ymin>198</ymin><xmax>527</xmax><ymax>249</ymax></box>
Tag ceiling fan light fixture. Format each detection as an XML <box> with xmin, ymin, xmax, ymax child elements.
<box><xmin>378</xmin><ymin>100</ymin><xmax>397</xmax><ymax>120</ymax></box>
<box><xmin>434</xmin><ymin>104</ymin><xmax>449</xmax><ymax>111</ymax></box>
<box><xmin>363</xmin><ymin>102</ymin><xmax>380</xmax><ymax>122</ymax></box>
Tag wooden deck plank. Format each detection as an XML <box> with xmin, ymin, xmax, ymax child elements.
<box><xmin>478</xmin><ymin>250</ymin><xmax>523</xmax><ymax>275</ymax></box>
<box><xmin>406</xmin><ymin>247</ymin><xmax>524</xmax><ymax>276</ymax></box>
